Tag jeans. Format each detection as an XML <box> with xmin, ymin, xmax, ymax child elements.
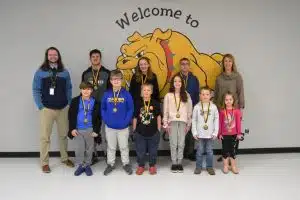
<box><xmin>196</xmin><ymin>139</ymin><xmax>214</xmax><ymax>168</ymax></box>
<box><xmin>135</xmin><ymin>132</ymin><xmax>160</xmax><ymax>167</ymax></box>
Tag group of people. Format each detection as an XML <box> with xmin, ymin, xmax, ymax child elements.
<box><xmin>32</xmin><ymin>47</ymin><xmax>245</xmax><ymax>176</ymax></box>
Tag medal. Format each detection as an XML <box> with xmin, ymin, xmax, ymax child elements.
<box><xmin>81</xmin><ymin>97</ymin><xmax>90</xmax><ymax>124</ymax></box>
<box><xmin>92</xmin><ymin>68</ymin><xmax>100</xmax><ymax>90</ymax></box>
<box><xmin>143</xmin><ymin>99</ymin><xmax>151</xmax><ymax>114</ymax></box>
<box><xmin>174</xmin><ymin>93</ymin><xmax>181</xmax><ymax>119</ymax></box>
<box><xmin>84</xmin><ymin>118</ymin><xmax>88</xmax><ymax>123</ymax></box>
<box><xmin>201</xmin><ymin>102</ymin><xmax>210</xmax><ymax>130</ymax></box>
<box><xmin>141</xmin><ymin>75</ymin><xmax>147</xmax><ymax>84</ymax></box>
<box><xmin>112</xmin><ymin>89</ymin><xmax>121</xmax><ymax>112</ymax></box>
<box><xmin>94</xmin><ymin>86</ymin><xmax>98</xmax><ymax>90</ymax></box>
<box><xmin>180</xmin><ymin>72</ymin><xmax>189</xmax><ymax>89</ymax></box>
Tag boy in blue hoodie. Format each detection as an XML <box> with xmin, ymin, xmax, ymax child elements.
<box><xmin>101</xmin><ymin>69</ymin><xmax>134</xmax><ymax>175</ymax></box>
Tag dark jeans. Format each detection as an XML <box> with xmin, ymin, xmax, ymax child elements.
<box><xmin>222</xmin><ymin>135</ymin><xmax>238</xmax><ymax>159</ymax></box>
<box><xmin>184</xmin><ymin>130</ymin><xmax>195</xmax><ymax>156</ymax></box>
<box><xmin>135</xmin><ymin>132</ymin><xmax>160</xmax><ymax>167</ymax></box>
<box><xmin>196</xmin><ymin>139</ymin><xmax>213</xmax><ymax>168</ymax></box>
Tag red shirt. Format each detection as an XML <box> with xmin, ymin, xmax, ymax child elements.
<box><xmin>218</xmin><ymin>108</ymin><xmax>242</xmax><ymax>137</ymax></box>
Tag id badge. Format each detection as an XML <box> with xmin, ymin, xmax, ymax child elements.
<box><xmin>49</xmin><ymin>88</ymin><xmax>55</xmax><ymax>95</ymax></box>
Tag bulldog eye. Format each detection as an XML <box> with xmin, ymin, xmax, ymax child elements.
<box><xmin>135</xmin><ymin>51</ymin><xmax>144</xmax><ymax>58</ymax></box>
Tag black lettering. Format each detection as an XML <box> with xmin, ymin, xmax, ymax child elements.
<box><xmin>160</xmin><ymin>8</ymin><xmax>173</xmax><ymax>17</ymax></box>
<box><xmin>132</xmin><ymin>12</ymin><xmax>139</xmax><ymax>22</ymax></box>
<box><xmin>152</xmin><ymin>7</ymin><xmax>159</xmax><ymax>16</ymax></box>
<box><xmin>138</xmin><ymin>7</ymin><xmax>144</xmax><ymax>19</ymax></box>
<box><xmin>174</xmin><ymin>10</ymin><xmax>182</xmax><ymax>19</ymax></box>
<box><xmin>190</xmin><ymin>20</ymin><xmax>199</xmax><ymax>28</ymax></box>
<box><xmin>144</xmin><ymin>8</ymin><xmax>150</xmax><ymax>17</ymax></box>
<box><xmin>186</xmin><ymin>14</ymin><xmax>192</xmax><ymax>24</ymax></box>
<box><xmin>115</xmin><ymin>12</ymin><xmax>130</xmax><ymax>29</ymax></box>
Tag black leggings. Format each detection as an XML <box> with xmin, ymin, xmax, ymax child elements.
<box><xmin>222</xmin><ymin>135</ymin><xmax>238</xmax><ymax>159</ymax></box>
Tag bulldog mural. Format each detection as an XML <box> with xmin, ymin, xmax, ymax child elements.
<box><xmin>116</xmin><ymin>28</ymin><xmax>223</xmax><ymax>98</ymax></box>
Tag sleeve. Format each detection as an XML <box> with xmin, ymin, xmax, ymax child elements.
<box><xmin>218</xmin><ymin>111</ymin><xmax>224</xmax><ymax>138</ymax></box>
<box><xmin>32</xmin><ymin>70</ymin><xmax>44</xmax><ymax>110</ymax></box>
<box><xmin>65</xmin><ymin>70</ymin><xmax>72</xmax><ymax>105</ymax></box>
<box><xmin>67</xmin><ymin>98</ymin><xmax>77</xmax><ymax>139</ymax></box>
<box><xmin>194</xmin><ymin>77</ymin><xmax>200</xmax><ymax>106</ymax></box>
<box><xmin>133</xmin><ymin>101</ymin><xmax>140</xmax><ymax>118</ymax></box>
<box><xmin>192</xmin><ymin>105</ymin><xmax>198</xmax><ymax>137</ymax></box>
<box><xmin>235</xmin><ymin>109</ymin><xmax>242</xmax><ymax>135</ymax></box>
<box><xmin>213</xmin><ymin>78</ymin><xmax>220</xmax><ymax>107</ymax></box>
<box><xmin>154</xmin><ymin>101</ymin><xmax>161</xmax><ymax>117</ymax></box>
<box><xmin>212</xmin><ymin>105</ymin><xmax>219</xmax><ymax>137</ymax></box>
<box><xmin>237</xmin><ymin>74</ymin><xmax>245</xmax><ymax>109</ymax></box>
<box><xmin>101</xmin><ymin>93</ymin><xmax>108</xmax><ymax>124</ymax></box>
<box><xmin>81</xmin><ymin>70</ymin><xmax>85</xmax><ymax>82</ymax></box>
<box><xmin>124</xmin><ymin>92</ymin><xmax>134</xmax><ymax>126</ymax></box>
<box><xmin>187</xmin><ymin>94</ymin><xmax>193</xmax><ymax>127</ymax></box>
<box><xmin>106</xmin><ymin>70</ymin><xmax>112</xmax><ymax>90</ymax></box>
<box><xmin>152</xmin><ymin>76</ymin><xmax>160</xmax><ymax>101</ymax></box>
<box><xmin>129</xmin><ymin>75</ymin><xmax>137</xmax><ymax>102</ymax></box>
<box><xmin>92</xmin><ymin>101</ymin><xmax>102</xmax><ymax>134</ymax></box>
<box><xmin>162</xmin><ymin>94</ymin><xmax>169</xmax><ymax>128</ymax></box>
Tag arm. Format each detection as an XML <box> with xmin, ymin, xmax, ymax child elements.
<box><xmin>218</xmin><ymin>111</ymin><xmax>224</xmax><ymax>139</ymax></box>
<box><xmin>162</xmin><ymin>94</ymin><xmax>169</xmax><ymax>128</ymax></box>
<box><xmin>194</xmin><ymin>77</ymin><xmax>200</xmax><ymax>106</ymax></box>
<box><xmin>192</xmin><ymin>106</ymin><xmax>198</xmax><ymax>137</ymax></box>
<box><xmin>213</xmin><ymin>78</ymin><xmax>219</xmax><ymax>107</ymax></box>
<box><xmin>237</xmin><ymin>74</ymin><xmax>245</xmax><ymax>109</ymax></box>
<box><xmin>32</xmin><ymin>70</ymin><xmax>44</xmax><ymax>110</ymax></box>
<box><xmin>212</xmin><ymin>105</ymin><xmax>219</xmax><ymax>137</ymax></box>
<box><xmin>129</xmin><ymin>75</ymin><xmax>137</xmax><ymax>102</ymax></box>
<box><xmin>157</xmin><ymin>115</ymin><xmax>162</xmax><ymax>132</ymax></box>
<box><xmin>152</xmin><ymin>75</ymin><xmax>160</xmax><ymax>101</ymax></box>
<box><xmin>235</xmin><ymin>109</ymin><xmax>242</xmax><ymax>135</ymax></box>
<box><xmin>124</xmin><ymin>92</ymin><xmax>134</xmax><ymax>126</ymax></box>
<box><xmin>187</xmin><ymin>94</ymin><xmax>193</xmax><ymax>127</ymax></box>
<box><xmin>68</xmin><ymin>98</ymin><xmax>77</xmax><ymax>139</ymax></box>
<box><xmin>92</xmin><ymin>101</ymin><xmax>102</xmax><ymax>134</ymax></box>
<box><xmin>65</xmin><ymin>70</ymin><xmax>72</xmax><ymax>105</ymax></box>
<box><xmin>101</xmin><ymin>93</ymin><xmax>108</xmax><ymax>124</ymax></box>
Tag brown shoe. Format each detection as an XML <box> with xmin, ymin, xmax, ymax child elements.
<box><xmin>207</xmin><ymin>168</ymin><xmax>216</xmax><ymax>175</ymax></box>
<box><xmin>62</xmin><ymin>159</ymin><xmax>74</xmax><ymax>168</ymax></box>
<box><xmin>230</xmin><ymin>158</ymin><xmax>239</xmax><ymax>174</ymax></box>
<box><xmin>42</xmin><ymin>165</ymin><xmax>51</xmax><ymax>173</ymax></box>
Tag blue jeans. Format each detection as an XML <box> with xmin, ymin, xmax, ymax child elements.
<box><xmin>196</xmin><ymin>139</ymin><xmax>214</xmax><ymax>168</ymax></box>
<box><xmin>135</xmin><ymin>133</ymin><xmax>160</xmax><ymax>167</ymax></box>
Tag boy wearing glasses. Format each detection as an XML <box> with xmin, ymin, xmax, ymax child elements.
<box><xmin>101</xmin><ymin>69</ymin><xmax>134</xmax><ymax>175</ymax></box>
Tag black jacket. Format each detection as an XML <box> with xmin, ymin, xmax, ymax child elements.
<box><xmin>67</xmin><ymin>96</ymin><xmax>102</xmax><ymax>142</ymax></box>
<box><xmin>129</xmin><ymin>73</ymin><xmax>160</xmax><ymax>104</ymax></box>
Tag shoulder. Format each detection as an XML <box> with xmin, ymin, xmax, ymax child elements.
<box><xmin>100</xmin><ymin>66</ymin><xmax>111</xmax><ymax>73</ymax></box>
<box><xmin>164</xmin><ymin>93</ymin><xmax>172</xmax><ymax>98</ymax></box>
<box><xmin>234</xmin><ymin>108</ymin><xmax>241</xmax><ymax>115</ymax></box>
<box><xmin>186</xmin><ymin>92</ymin><xmax>192</xmax><ymax>99</ymax></box>
<box><xmin>235</xmin><ymin>72</ymin><xmax>243</xmax><ymax>81</ymax></box>
<box><xmin>211</xmin><ymin>102</ymin><xmax>218</xmax><ymax>110</ymax></box>
<box><xmin>194</xmin><ymin>103</ymin><xmax>200</xmax><ymax>110</ymax></box>
<box><xmin>152</xmin><ymin>99</ymin><xmax>160</xmax><ymax>107</ymax></box>
<box><xmin>59</xmin><ymin>68</ymin><xmax>71</xmax><ymax>77</ymax></box>
<box><xmin>71</xmin><ymin>96</ymin><xmax>80</xmax><ymax>104</ymax></box>
<box><xmin>82</xmin><ymin>67</ymin><xmax>92</xmax><ymax>74</ymax></box>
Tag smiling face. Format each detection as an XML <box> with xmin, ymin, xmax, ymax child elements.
<box><xmin>138</xmin><ymin>58</ymin><xmax>150</xmax><ymax>74</ymax></box>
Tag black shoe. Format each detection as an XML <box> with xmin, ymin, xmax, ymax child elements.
<box><xmin>177</xmin><ymin>165</ymin><xmax>184</xmax><ymax>173</ymax></box>
<box><xmin>188</xmin><ymin>154</ymin><xmax>196</xmax><ymax>161</ymax></box>
<box><xmin>91</xmin><ymin>154</ymin><xmax>99</xmax><ymax>166</ymax></box>
<box><xmin>123</xmin><ymin>164</ymin><xmax>133</xmax><ymax>175</ymax></box>
<box><xmin>103</xmin><ymin>165</ymin><xmax>114</xmax><ymax>176</ymax></box>
<box><xmin>171</xmin><ymin>164</ymin><xmax>178</xmax><ymax>173</ymax></box>
<box><xmin>217</xmin><ymin>156</ymin><xmax>222</xmax><ymax>162</ymax></box>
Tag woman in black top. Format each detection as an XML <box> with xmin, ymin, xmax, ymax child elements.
<box><xmin>129</xmin><ymin>57</ymin><xmax>160</xmax><ymax>105</ymax></box>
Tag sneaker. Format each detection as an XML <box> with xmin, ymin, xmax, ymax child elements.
<box><xmin>123</xmin><ymin>164</ymin><xmax>133</xmax><ymax>175</ymax></box>
<box><xmin>177</xmin><ymin>165</ymin><xmax>184</xmax><ymax>173</ymax></box>
<box><xmin>62</xmin><ymin>159</ymin><xmax>75</xmax><ymax>168</ymax></box>
<box><xmin>149</xmin><ymin>166</ymin><xmax>157</xmax><ymax>175</ymax></box>
<box><xmin>136</xmin><ymin>167</ymin><xmax>145</xmax><ymax>175</ymax></box>
<box><xmin>171</xmin><ymin>164</ymin><xmax>177</xmax><ymax>173</ymax></box>
<box><xmin>74</xmin><ymin>165</ymin><xmax>85</xmax><ymax>176</ymax></box>
<box><xmin>103</xmin><ymin>165</ymin><xmax>114</xmax><ymax>176</ymax></box>
<box><xmin>194</xmin><ymin>168</ymin><xmax>202</xmax><ymax>174</ymax></box>
<box><xmin>85</xmin><ymin>165</ymin><xmax>93</xmax><ymax>176</ymax></box>
<box><xmin>207</xmin><ymin>168</ymin><xmax>216</xmax><ymax>175</ymax></box>
<box><xmin>42</xmin><ymin>165</ymin><xmax>51</xmax><ymax>173</ymax></box>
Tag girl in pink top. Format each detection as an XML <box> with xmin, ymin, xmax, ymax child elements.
<box><xmin>218</xmin><ymin>92</ymin><xmax>242</xmax><ymax>174</ymax></box>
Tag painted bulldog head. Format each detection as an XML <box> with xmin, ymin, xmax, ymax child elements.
<box><xmin>117</xmin><ymin>28</ymin><xmax>172</xmax><ymax>95</ymax></box>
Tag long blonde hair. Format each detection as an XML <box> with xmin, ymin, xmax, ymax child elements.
<box><xmin>222</xmin><ymin>54</ymin><xmax>238</xmax><ymax>73</ymax></box>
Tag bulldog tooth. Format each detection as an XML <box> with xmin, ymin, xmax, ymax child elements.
<box><xmin>131</xmin><ymin>69</ymin><xmax>135</xmax><ymax>73</ymax></box>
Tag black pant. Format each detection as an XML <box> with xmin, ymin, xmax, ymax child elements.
<box><xmin>184</xmin><ymin>130</ymin><xmax>195</xmax><ymax>156</ymax></box>
<box><xmin>222</xmin><ymin>135</ymin><xmax>238</xmax><ymax>159</ymax></box>
<box><xmin>135</xmin><ymin>132</ymin><xmax>160</xmax><ymax>167</ymax></box>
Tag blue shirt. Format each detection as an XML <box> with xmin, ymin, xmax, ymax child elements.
<box><xmin>77</xmin><ymin>97</ymin><xmax>95</xmax><ymax>130</ymax></box>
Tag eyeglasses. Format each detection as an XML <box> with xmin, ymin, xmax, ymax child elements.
<box><xmin>110</xmin><ymin>78</ymin><xmax>122</xmax><ymax>81</ymax></box>
<box><xmin>181</xmin><ymin>62</ymin><xmax>189</xmax><ymax>66</ymax></box>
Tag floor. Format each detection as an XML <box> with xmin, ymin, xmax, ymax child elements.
<box><xmin>1</xmin><ymin>153</ymin><xmax>299</xmax><ymax>200</ymax></box>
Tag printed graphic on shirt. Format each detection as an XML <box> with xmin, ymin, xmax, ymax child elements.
<box><xmin>139</xmin><ymin>106</ymin><xmax>154</xmax><ymax>125</ymax></box>
<box><xmin>108</xmin><ymin>98</ymin><xmax>125</xmax><ymax>103</ymax></box>
<box><xmin>200</xmin><ymin>109</ymin><xmax>211</xmax><ymax>116</ymax></box>
<box><xmin>224</xmin><ymin>112</ymin><xmax>235</xmax><ymax>132</ymax></box>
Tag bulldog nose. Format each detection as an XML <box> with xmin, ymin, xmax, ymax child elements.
<box><xmin>123</xmin><ymin>59</ymin><xmax>129</xmax><ymax>64</ymax></box>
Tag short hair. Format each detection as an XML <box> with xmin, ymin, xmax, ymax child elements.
<box><xmin>110</xmin><ymin>69</ymin><xmax>123</xmax><ymax>79</ymax></box>
<box><xmin>179</xmin><ymin>57</ymin><xmax>190</xmax><ymax>64</ymax></box>
<box><xmin>89</xmin><ymin>49</ymin><xmax>102</xmax><ymax>58</ymax></box>
<box><xmin>200</xmin><ymin>86</ymin><xmax>211</xmax><ymax>93</ymax></box>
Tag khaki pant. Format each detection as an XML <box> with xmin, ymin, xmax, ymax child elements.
<box><xmin>40</xmin><ymin>106</ymin><xmax>69</xmax><ymax>166</ymax></box>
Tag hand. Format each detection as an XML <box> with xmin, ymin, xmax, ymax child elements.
<box><xmin>218</xmin><ymin>135</ymin><xmax>223</xmax><ymax>140</ymax></box>
<box><xmin>91</xmin><ymin>132</ymin><xmax>98</xmax><ymax>137</ymax></box>
<box><xmin>71</xmin><ymin>130</ymin><xmax>78</xmax><ymax>137</ymax></box>
<box><xmin>165</xmin><ymin>127</ymin><xmax>171</xmax><ymax>135</ymax></box>
<box><xmin>211</xmin><ymin>135</ymin><xmax>217</xmax><ymax>140</ymax></box>
<box><xmin>185</xmin><ymin>125</ymin><xmax>190</xmax><ymax>134</ymax></box>
<box><xmin>236</xmin><ymin>134</ymin><xmax>243</xmax><ymax>140</ymax></box>
<box><xmin>193</xmin><ymin>135</ymin><xmax>199</xmax><ymax>140</ymax></box>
